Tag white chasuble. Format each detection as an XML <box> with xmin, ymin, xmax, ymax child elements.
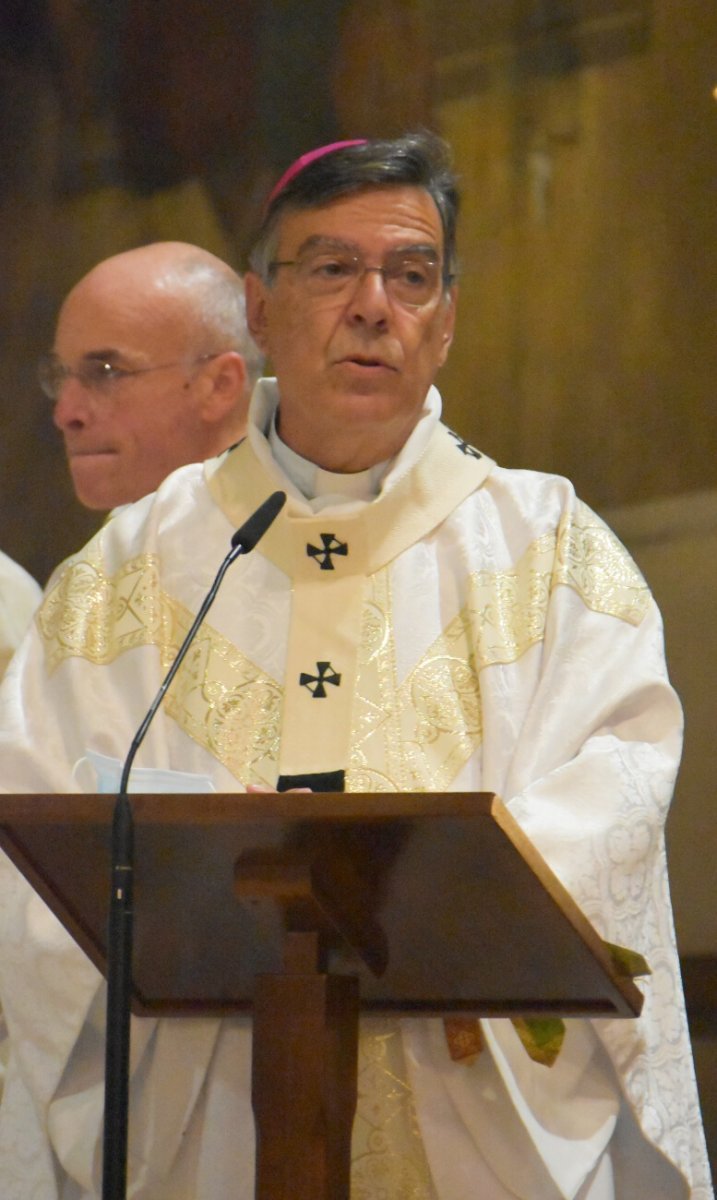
<box><xmin>0</xmin><ymin>382</ymin><xmax>710</xmax><ymax>1199</ymax></box>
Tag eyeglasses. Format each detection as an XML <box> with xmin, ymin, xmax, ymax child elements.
<box><xmin>268</xmin><ymin>245</ymin><xmax>451</xmax><ymax>308</ymax></box>
<box><xmin>38</xmin><ymin>352</ymin><xmax>220</xmax><ymax>402</ymax></box>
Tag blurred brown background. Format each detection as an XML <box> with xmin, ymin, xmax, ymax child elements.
<box><xmin>1</xmin><ymin>0</ymin><xmax>715</xmax><ymax>1171</ymax></box>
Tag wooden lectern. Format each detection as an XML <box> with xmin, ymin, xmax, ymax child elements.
<box><xmin>0</xmin><ymin>792</ymin><xmax>643</xmax><ymax>1199</ymax></box>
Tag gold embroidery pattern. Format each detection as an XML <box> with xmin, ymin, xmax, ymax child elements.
<box><xmin>554</xmin><ymin>502</ymin><xmax>650</xmax><ymax>626</ymax></box>
<box><xmin>351</xmin><ymin>1025</ymin><xmax>437</xmax><ymax>1200</ymax></box>
<box><xmin>348</xmin><ymin>570</ymin><xmax>485</xmax><ymax>794</ymax></box>
<box><xmin>465</xmin><ymin>534</ymin><xmax>553</xmax><ymax>667</ymax></box>
<box><xmin>347</xmin><ymin>513</ymin><xmax>647</xmax><ymax>793</ymax></box>
<box><xmin>39</xmin><ymin>552</ymin><xmax>168</xmax><ymax>673</ymax></box>
<box><xmin>38</xmin><ymin>555</ymin><xmax>282</xmax><ymax>785</ymax></box>
<box><xmin>348</xmin><ymin>553</ymin><xmax>551</xmax><ymax>793</ymax></box>
<box><xmin>161</xmin><ymin>597</ymin><xmax>282</xmax><ymax>784</ymax></box>
<box><xmin>349</xmin><ymin>577</ymin><xmax>403</xmax><ymax>792</ymax></box>
<box><xmin>402</xmin><ymin>642</ymin><xmax>483</xmax><ymax>793</ymax></box>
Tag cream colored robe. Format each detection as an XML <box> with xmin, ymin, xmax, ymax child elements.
<box><xmin>0</xmin><ymin>384</ymin><xmax>711</xmax><ymax>1199</ymax></box>
<box><xmin>0</xmin><ymin>550</ymin><xmax>42</xmax><ymax>678</ymax></box>
<box><xmin>0</xmin><ymin>551</ymin><xmax>42</xmax><ymax>1104</ymax></box>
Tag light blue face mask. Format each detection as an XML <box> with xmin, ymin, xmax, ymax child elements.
<box><xmin>72</xmin><ymin>749</ymin><xmax>216</xmax><ymax>794</ymax></box>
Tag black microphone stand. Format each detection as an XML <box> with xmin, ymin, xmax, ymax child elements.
<box><xmin>102</xmin><ymin>790</ymin><xmax>133</xmax><ymax>1200</ymax></box>
<box><xmin>102</xmin><ymin>491</ymin><xmax>286</xmax><ymax>1200</ymax></box>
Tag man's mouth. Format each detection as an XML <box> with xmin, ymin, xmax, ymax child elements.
<box><xmin>339</xmin><ymin>355</ymin><xmax>397</xmax><ymax>370</ymax></box>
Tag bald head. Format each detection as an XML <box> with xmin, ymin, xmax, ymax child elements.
<box><xmin>48</xmin><ymin>242</ymin><xmax>263</xmax><ymax>510</ymax></box>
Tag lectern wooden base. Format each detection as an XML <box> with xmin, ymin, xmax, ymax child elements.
<box><xmin>252</xmin><ymin>934</ymin><xmax>359</xmax><ymax>1200</ymax></box>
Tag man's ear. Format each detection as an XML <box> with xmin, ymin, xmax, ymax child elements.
<box><xmin>244</xmin><ymin>272</ymin><xmax>271</xmax><ymax>353</ymax></box>
<box><xmin>200</xmin><ymin>351</ymin><xmax>248</xmax><ymax>422</ymax></box>
<box><xmin>437</xmin><ymin>284</ymin><xmax>458</xmax><ymax>368</ymax></box>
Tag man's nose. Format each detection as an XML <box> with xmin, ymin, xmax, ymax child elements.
<box><xmin>345</xmin><ymin>267</ymin><xmax>392</xmax><ymax>326</ymax></box>
<box><xmin>52</xmin><ymin>376</ymin><xmax>94</xmax><ymax>431</ymax></box>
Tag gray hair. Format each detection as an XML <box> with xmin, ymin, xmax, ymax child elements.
<box><xmin>249</xmin><ymin>130</ymin><xmax>460</xmax><ymax>290</ymax></box>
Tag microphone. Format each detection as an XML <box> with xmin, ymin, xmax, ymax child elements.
<box><xmin>102</xmin><ymin>489</ymin><xmax>286</xmax><ymax>1200</ymax></box>
<box><xmin>119</xmin><ymin>489</ymin><xmax>287</xmax><ymax>795</ymax></box>
<box><xmin>230</xmin><ymin>488</ymin><xmax>287</xmax><ymax>553</ymax></box>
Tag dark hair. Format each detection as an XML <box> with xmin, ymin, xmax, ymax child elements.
<box><xmin>249</xmin><ymin>130</ymin><xmax>460</xmax><ymax>287</ymax></box>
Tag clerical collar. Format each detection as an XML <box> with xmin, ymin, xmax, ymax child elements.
<box><xmin>244</xmin><ymin>378</ymin><xmax>443</xmax><ymax>514</ymax></box>
<box><xmin>268</xmin><ymin>415</ymin><xmax>388</xmax><ymax>505</ymax></box>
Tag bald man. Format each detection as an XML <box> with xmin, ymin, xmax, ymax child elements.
<box><xmin>39</xmin><ymin>242</ymin><xmax>263</xmax><ymax>510</ymax></box>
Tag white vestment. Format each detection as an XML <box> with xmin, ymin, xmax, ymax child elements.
<box><xmin>0</xmin><ymin>552</ymin><xmax>42</xmax><ymax>1101</ymax></box>
<box><xmin>0</xmin><ymin>382</ymin><xmax>711</xmax><ymax>1200</ymax></box>
<box><xmin>0</xmin><ymin>550</ymin><xmax>42</xmax><ymax>678</ymax></box>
